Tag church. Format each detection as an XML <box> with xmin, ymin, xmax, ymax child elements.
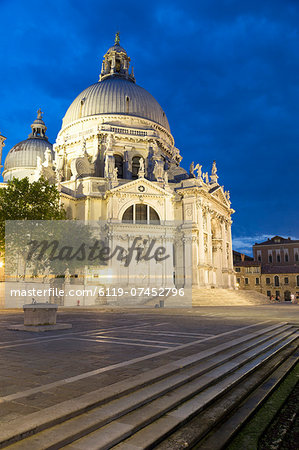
<box><xmin>0</xmin><ymin>34</ymin><xmax>235</xmax><ymax>305</ymax></box>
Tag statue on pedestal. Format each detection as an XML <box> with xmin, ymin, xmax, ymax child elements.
<box><xmin>138</xmin><ymin>158</ymin><xmax>145</xmax><ymax>178</ymax></box>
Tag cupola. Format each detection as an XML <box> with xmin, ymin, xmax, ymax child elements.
<box><xmin>99</xmin><ymin>32</ymin><xmax>135</xmax><ymax>83</ymax></box>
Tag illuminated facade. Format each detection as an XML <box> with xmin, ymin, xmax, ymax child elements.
<box><xmin>1</xmin><ymin>35</ymin><xmax>235</xmax><ymax>294</ymax></box>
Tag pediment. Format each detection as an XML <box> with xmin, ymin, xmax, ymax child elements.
<box><xmin>209</xmin><ymin>185</ymin><xmax>230</xmax><ymax>206</ymax></box>
<box><xmin>109</xmin><ymin>178</ymin><xmax>173</xmax><ymax>197</ymax></box>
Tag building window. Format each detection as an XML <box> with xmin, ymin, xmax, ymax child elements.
<box><xmin>114</xmin><ymin>155</ymin><xmax>123</xmax><ymax>178</ymax></box>
<box><xmin>274</xmin><ymin>276</ymin><xmax>280</xmax><ymax>286</ymax></box>
<box><xmin>135</xmin><ymin>204</ymin><xmax>147</xmax><ymax>223</ymax></box>
<box><xmin>258</xmin><ymin>255</ymin><xmax>261</xmax><ymax>261</ymax></box>
<box><xmin>284</xmin><ymin>277</ymin><xmax>289</xmax><ymax>285</ymax></box>
<box><xmin>277</xmin><ymin>254</ymin><xmax>280</xmax><ymax>263</ymax></box>
<box><xmin>267</xmin><ymin>291</ymin><xmax>271</xmax><ymax>297</ymax></box>
<box><xmin>275</xmin><ymin>291</ymin><xmax>280</xmax><ymax>299</ymax></box>
<box><xmin>235</xmin><ymin>267</ymin><xmax>241</xmax><ymax>272</ymax></box>
<box><xmin>256</xmin><ymin>278</ymin><xmax>260</xmax><ymax>285</ymax></box>
<box><xmin>122</xmin><ymin>205</ymin><xmax>133</xmax><ymax>222</ymax></box>
<box><xmin>132</xmin><ymin>156</ymin><xmax>141</xmax><ymax>179</ymax></box>
<box><xmin>295</xmin><ymin>253</ymin><xmax>299</xmax><ymax>262</ymax></box>
<box><xmin>122</xmin><ymin>204</ymin><xmax>160</xmax><ymax>224</ymax></box>
<box><xmin>237</xmin><ymin>278</ymin><xmax>241</xmax><ymax>284</ymax></box>
<box><xmin>245</xmin><ymin>267</ymin><xmax>252</xmax><ymax>273</ymax></box>
<box><xmin>266</xmin><ymin>278</ymin><xmax>271</xmax><ymax>285</ymax></box>
<box><xmin>284</xmin><ymin>290</ymin><xmax>291</xmax><ymax>301</ymax></box>
<box><xmin>245</xmin><ymin>278</ymin><xmax>249</xmax><ymax>285</ymax></box>
<box><xmin>297</xmin><ymin>275</ymin><xmax>299</xmax><ymax>287</ymax></box>
<box><xmin>126</xmin><ymin>96</ymin><xmax>130</xmax><ymax>113</ymax></box>
<box><xmin>269</xmin><ymin>254</ymin><xmax>273</xmax><ymax>263</ymax></box>
<box><xmin>285</xmin><ymin>253</ymin><xmax>289</xmax><ymax>262</ymax></box>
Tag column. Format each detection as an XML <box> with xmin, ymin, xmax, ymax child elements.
<box><xmin>0</xmin><ymin>133</ymin><xmax>7</xmax><ymax>175</ymax></box>
<box><xmin>197</xmin><ymin>202</ymin><xmax>205</xmax><ymax>265</ymax></box>
<box><xmin>227</xmin><ymin>219</ymin><xmax>234</xmax><ymax>288</ymax></box>
<box><xmin>221</xmin><ymin>218</ymin><xmax>228</xmax><ymax>287</ymax></box>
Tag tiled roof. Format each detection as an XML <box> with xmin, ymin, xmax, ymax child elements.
<box><xmin>253</xmin><ymin>236</ymin><xmax>299</xmax><ymax>246</ymax></box>
<box><xmin>233</xmin><ymin>250</ymin><xmax>254</xmax><ymax>262</ymax></box>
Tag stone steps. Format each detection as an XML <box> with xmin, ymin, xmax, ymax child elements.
<box><xmin>1</xmin><ymin>323</ymin><xmax>298</xmax><ymax>449</ymax></box>
<box><xmin>192</xmin><ymin>288</ymin><xmax>270</xmax><ymax>306</ymax></box>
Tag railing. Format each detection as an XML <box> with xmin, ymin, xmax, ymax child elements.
<box><xmin>110</xmin><ymin>127</ymin><xmax>148</xmax><ymax>136</ymax></box>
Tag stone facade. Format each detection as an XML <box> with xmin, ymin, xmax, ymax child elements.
<box><xmin>253</xmin><ymin>235</ymin><xmax>299</xmax><ymax>266</ymax></box>
<box><xmin>234</xmin><ymin>261</ymin><xmax>262</xmax><ymax>292</ymax></box>
<box><xmin>234</xmin><ymin>236</ymin><xmax>299</xmax><ymax>301</ymax></box>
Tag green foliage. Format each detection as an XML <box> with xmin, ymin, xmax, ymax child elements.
<box><xmin>0</xmin><ymin>177</ymin><xmax>66</xmax><ymax>252</ymax></box>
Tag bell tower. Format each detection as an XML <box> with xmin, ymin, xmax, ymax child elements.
<box><xmin>99</xmin><ymin>33</ymin><xmax>135</xmax><ymax>83</ymax></box>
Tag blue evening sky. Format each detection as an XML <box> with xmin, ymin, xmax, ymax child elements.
<box><xmin>0</xmin><ymin>0</ymin><xmax>298</xmax><ymax>254</ymax></box>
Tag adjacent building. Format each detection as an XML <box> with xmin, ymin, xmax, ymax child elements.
<box><xmin>234</xmin><ymin>236</ymin><xmax>299</xmax><ymax>301</ymax></box>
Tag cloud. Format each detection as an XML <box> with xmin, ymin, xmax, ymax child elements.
<box><xmin>232</xmin><ymin>234</ymin><xmax>272</xmax><ymax>254</ymax></box>
<box><xmin>232</xmin><ymin>233</ymin><xmax>299</xmax><ymax>255</ymax></box>
<box><xmin>0</xmin><ymin>0</ymin><xmax>298</xmax><ymax>243</ymax></box>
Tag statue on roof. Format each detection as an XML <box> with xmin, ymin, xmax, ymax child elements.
<box><xmin>210</xmin><ymin>160</ymin><xmax>219</xmax><ymax>184</ymax></box>
<box><xmin>37</xmin><ymin>108</ymin><xmax>43</xmax><ymax>120</ymax></box>
<box><xmin>225</xmin><ymin>190</ymin><xmax>231</xmax><ymax>202</ymax></box>
<box><xmin>194</xmin><ymin>164</ymin><xmax>202</xmax><ymax>180</ymax></box>
<box><xmin>203</xmin><ymin>172</ymin><xmax>209</xmax><ymax>184</ymax></box>
<box><xmin>189</xmin><ymin>161</ymin><xmax>195</xmax><ymax>177</ymax></box>
<box><xmin>115</xmin><ymin>31</ymin><xmax>120</xmax><ymax>45</ymax></box>
<box><xmin>211</xmin><ymin>160</ymin><xmax>217</xmax><ymax>175</ymax></box>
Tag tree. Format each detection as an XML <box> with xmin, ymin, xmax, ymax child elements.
<box><xmin>0</xmin><ymin>177</ymin><xmax>66</xmax><ymax>252</ymax></box>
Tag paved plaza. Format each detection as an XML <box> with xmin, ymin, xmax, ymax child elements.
<box><xmin>0</xmin><ymin>304</ymin><xmax>298</xmax><ymax>428</ymax></box>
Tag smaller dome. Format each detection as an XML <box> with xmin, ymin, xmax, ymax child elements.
<box><xmin>31</xmin><ymin>117</ymin><xmax>46</xmax><ymax>127</ymax></box>
<box><xmin>4</xmin><ymin>139</ymin><xmax>53</xmax><ymax>170</ymax></box>
<box><xmin>3</xmin><ymin>110</ymin><xmax>54</xmax><ymax>171</ymax></box>
<box><xmin>107</xmin><ymin>44</ymin><xmax>127</xmax><ymax>54</ymax></box>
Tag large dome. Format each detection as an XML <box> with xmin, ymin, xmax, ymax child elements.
<box><xmin>62</xmin><ymin>77</ymin><xmax>170</xmax><ymax>131</ymax></box>
<box><xmin>4</xmin><ymin>138</ymin><xmax>53</xmax><ymax>170</ymax></box>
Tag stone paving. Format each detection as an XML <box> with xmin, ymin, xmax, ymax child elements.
<box><xmin>0</xmin><ymin>305</ymin><xmax>298</xmax><ymax>425</ymax></box>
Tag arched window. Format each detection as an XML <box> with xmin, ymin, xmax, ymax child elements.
<box><xmin>122</xmin><ymin>205</ymin><xmax>133</xmax><ymax>222</ymax></box>
<box><xmin>115</xmin><ymin>59</ymin><xmax>121</xmax><ymax>72</ymax></box>
<box><xmin>132</xmin><ymin>156</ymin><xmax>141</xmax><ymax>179</ymax></box>
<box><xmin>122</xmin><ymin>204</ymin><xmax>160</xmax><ymax>224</ymax></box>
<box><xmin>126</xmin><ymin>96</ymin><xmax>130</xmax><ymax>113</ymax></box>
<box><xmin>114</xmin><ymin>155</ymin><xmax>123</xmax><ymax>178</ymax></box>
<box><xmin>274</xmin><ymin>276</ymin><xmax>279</xmax><ymax>286</ymax></box>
